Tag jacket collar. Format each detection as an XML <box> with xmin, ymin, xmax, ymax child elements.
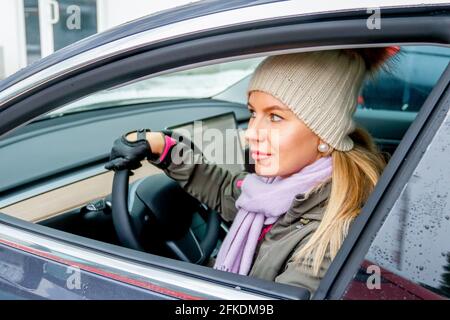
<box><xmin>288</xmin><ymin>178</ymin><xmax>332</xmax><ymax>222</ymax></box>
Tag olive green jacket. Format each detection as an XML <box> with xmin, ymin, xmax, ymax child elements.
<box><xmin>149</xmin><ymin>135</ymin><xmax>333</xmax><ymax>296</ymax></box>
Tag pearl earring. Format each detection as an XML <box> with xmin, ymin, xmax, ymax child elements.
<box><xmin>318</xmin><ymin>142</ymin><xmax>329</xmax><ymax>153</ymax></box>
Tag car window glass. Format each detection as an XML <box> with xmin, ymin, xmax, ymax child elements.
<box><xmin>343</xmin><ymin>77</ymin><xmax>450</xmax><ymax>300</ymax></box>
<box><xmin>354</xmin><ymin>46</ymin><xmax>450</xmax><ymax>157</ymax></box>
<box><xmin>360</xmin><ymin>46</ymin><xmax>450</xmax><ymax>113</ymax></box>
<box><xmin>42</xmin><ymin>57</ymin><xmax>264</xmax><ymax>119</ymax></box>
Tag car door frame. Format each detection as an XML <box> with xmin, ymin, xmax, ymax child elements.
<box><xmin>1</xmin><ymin>5</ymin><xmax>450</xmax><ymax>299</ymax></box>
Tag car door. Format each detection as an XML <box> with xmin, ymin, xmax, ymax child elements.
<box><xmin>1</xmin><ymin>2</ymin><xmax>450</xmax><ymax>300</ymax></box>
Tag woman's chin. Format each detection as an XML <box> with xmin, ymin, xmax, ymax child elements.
<box><xmin>254</xmin><ymin>160</ymin><xmax>279</xmax><ymax>176</ymax></box>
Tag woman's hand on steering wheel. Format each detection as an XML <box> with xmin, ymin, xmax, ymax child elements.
<box><xmin>105</xmin><ymin>129</ymin><xmax>164</xmax><ymax>171</ymax></box>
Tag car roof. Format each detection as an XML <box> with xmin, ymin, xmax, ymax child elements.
<box><xmin>0</xmin><ymin>0</ymin><xmax>448</xmax><ymax>98</ymax></box>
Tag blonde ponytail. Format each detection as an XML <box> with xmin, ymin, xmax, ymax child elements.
<box><xmin>292</xmin><ymin>127</ymin><xmax>387</xmax><ymax>275</ymax></box>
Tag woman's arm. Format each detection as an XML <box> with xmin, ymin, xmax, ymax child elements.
<box><xmin>137</xmin><ymin>131</ymin><xmax>248</xmax><ymax>222</ymax></box>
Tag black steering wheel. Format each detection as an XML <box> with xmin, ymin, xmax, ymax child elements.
<box><xmin>110</xmin><ymin>168</ymin><xmax>221</xmax><ymax>265</ymax></box>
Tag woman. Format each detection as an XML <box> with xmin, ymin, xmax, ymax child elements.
<box><xmin>105</xmin><ymin>47</ymin><xmax>399</xmax><ymax>295</ymax></box>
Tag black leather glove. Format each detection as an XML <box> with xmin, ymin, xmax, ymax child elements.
<box><xmin>105</xmin><ymin>128</ymin><xmax>157</xmax><ymax>171</ymax></box>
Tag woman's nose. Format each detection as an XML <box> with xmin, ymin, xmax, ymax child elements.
<box><xmin>244</xmin><ymin>127</ymin><xmax>257</xmax><ymax>144</ymax></box>
<box><xmin>244</xmin><ymin>120</ymin><xmax>268</xmax><ymax>144</ymax></box>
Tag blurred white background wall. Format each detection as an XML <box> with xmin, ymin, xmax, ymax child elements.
<box><xmin>0</xmin><ymin>1</ymin><xmax>27</xmax><ymax>79</ymax></box>
<box><xmin>96</xmin><ymin>0</ymin><xmax>200</xmax><ymax>31</ymax></box>
<box><xmin>0</xmin><ymin>0</ymin><xmax>200</xmax><ymax>79</ymax></box>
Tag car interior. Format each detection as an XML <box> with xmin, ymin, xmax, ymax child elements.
<box><xmin>0</xmin><ymin>45</ymin><xmax>449</xmax><ymax>272</ymax></box>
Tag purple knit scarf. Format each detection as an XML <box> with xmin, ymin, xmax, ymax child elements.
<box><xmin>213</xmin><ymin>156</ymin><xmax>332</xmax><ymax>275</ymax></box>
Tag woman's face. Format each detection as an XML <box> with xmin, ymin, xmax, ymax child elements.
<box><xmin>245</xmin><ymin>91</ymin><xmax>323</xmax><ymax>177</ymax></box>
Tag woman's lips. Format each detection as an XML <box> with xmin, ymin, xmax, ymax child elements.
<box><xmin>251</xmin><ymin>151</ymin><xmax>272</xmax><ymax>160</ymax></box>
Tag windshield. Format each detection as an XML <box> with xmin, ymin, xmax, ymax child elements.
<box><xmin>39</xmin><ymin>57</ymin><xmax>264</xmax><ymax>120</ymax></box>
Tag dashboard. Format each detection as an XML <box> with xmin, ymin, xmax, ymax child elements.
<box><xmin>0</xmin><ymin>99</ymin><xmax>250</xmax><ymax>221</ymax></box>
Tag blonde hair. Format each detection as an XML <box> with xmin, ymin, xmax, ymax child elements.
<box><xmin>292</xmin><ymin>127</ymin><xmax>388</xmax><ymax>276</ymax></box>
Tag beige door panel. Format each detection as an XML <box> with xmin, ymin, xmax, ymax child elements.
<box><xmin>1</xmin><ymin>130</ymin><xmax>247</xmax><ymax>223</ymax></box>
<box><xmin>0</xmin><ymin>162</ymin><xmax>163</xmax><ymax>223</ymax></box>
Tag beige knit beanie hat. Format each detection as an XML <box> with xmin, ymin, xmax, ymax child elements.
<box><xmin>247</xmin><ymin>48</ymin><xmax>399</xmax><ymax>151</ymax></box>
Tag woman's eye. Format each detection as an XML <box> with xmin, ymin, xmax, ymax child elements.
<box><xmin>270</xmin><ymin>114</ymin><xmax>283</xmax><ymax>122</ymax></box>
